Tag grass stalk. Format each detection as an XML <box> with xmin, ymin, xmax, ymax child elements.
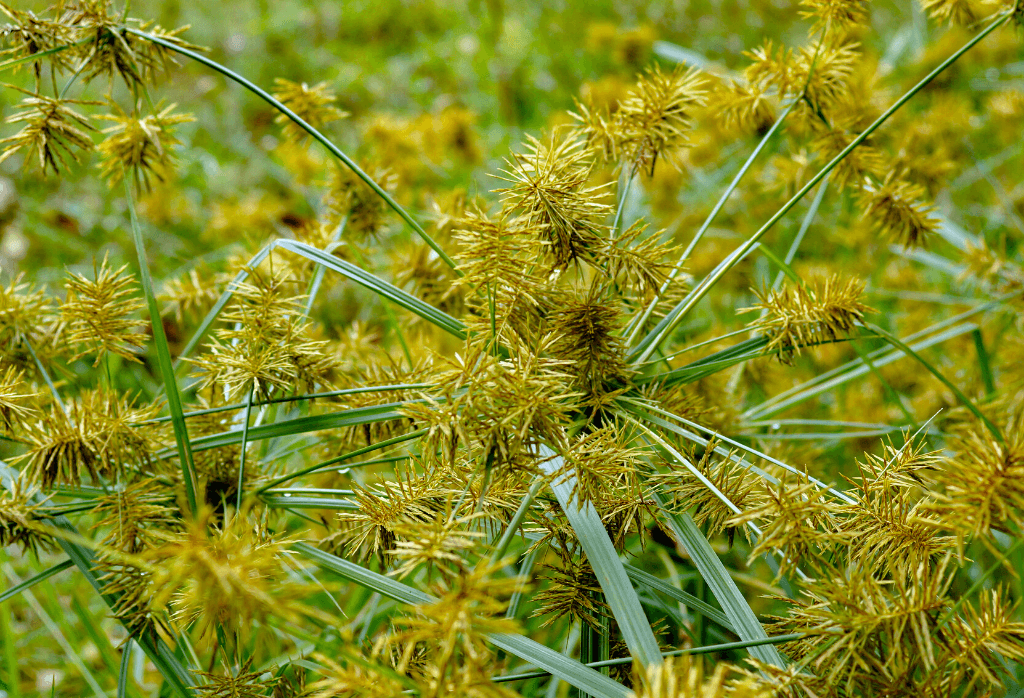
<box><xmin>631</xmin><ymin>10</ymin><xmax>1014</xmax><ymax>363</ymax></box>
<box><xmin>124</xmin><ymin>27</ymin><xmax>460</xmax><ymax>273</ymax></box>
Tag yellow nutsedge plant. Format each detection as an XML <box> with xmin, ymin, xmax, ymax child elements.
<box><xmin>3</xmin><ymin>0</ymin><xmax>1024</xmax><ymax>696</ymax></box>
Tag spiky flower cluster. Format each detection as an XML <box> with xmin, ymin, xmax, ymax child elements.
<box><xmin>573</xmin><ymin>64</ymin><xmax>708</xmax><ymax>175</ymax></box>
<box><xmin>189</xmin><ymin>268</ymin><xmax>337</xmax><ymax>401</ymax></box>
<box><xmin>59</xmin><ymin>254</ymin><xmax>147</xmax><ymax>365</ymax></box>
<box><xmin>743</xmin><ymin>275</ymin><xmax>874</xmax><ymax>362</ymax></box>
<box><xmin>145</xmin><ymin>507</ymin><xmax>313</xmax><ymax>644</ymax></box>
<box><xmin>0</xmin><ymin>477</ymin><xmax>53</xmax><ymax>556</ymax></box>
<box><xmin>272</xmin><ymin>78</ymin><xmax>349</xmax><ymax>144</ymax></box>
<box><xmin>20</xmin><ymin>389</ymin><xmax>159</xmax><ymax>486</ymax></box>
<box><xmin>96</xmin><ymin>101</ymin><xmax>194</xmax><ymax>189</ymax></box>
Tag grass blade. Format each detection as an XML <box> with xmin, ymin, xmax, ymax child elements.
<box><xmin>255</xmin><ymin>429</ymin><xmax>425</xmax><ymax>493</ymax></box>
<box><xmin>179</xmin><ymin>402</ymin><xmax>415</xmax><ymax>453</ymax></box>
<box><xmin>622</xmin><ymin>564</ymin><xmax>735</xmax><ymax>633</ymax></box>
<box><xmin>648</xmin><ymin>490</ymin><xmax>786</xmax><ymax>667</ymax></box>
<box><xmin>772</xmin><ymin>177</ymin><xmax>829</xmax><ymax>293</ymax></box>
<box><xmin>636</xmin><ymin>337</ymin><xmax>770</xmax><ymax>388</ymax></box>
<box><xmin>124</xmin><ymin>179</ymin><xmax>199</xmax><ymax>516</ymax></box>
<box><xmin>0</xmin><ymin>560</ymin><xmax>74</xmax><ymax>604</ymax></box>
<box><xmin>277</xmin><ymin>240</ymin><xmax>466</xmax><ymax>339</ymax></box>
<box><xmin>293</xmin><ymin>542</ymin><xmax>630</xmax><ymax>698</ymax></box>
<box><xmin>492</xmin><ymin>634</ymin><xmax>802</xmax><ymax>683</ymax></box>
<box><xmin>864</xmin><ymin>322</ymin><xmax>1002</xmax><ymax>441</ymax></box>
<box><xmin>972</xmin><ymin>328</ymin><xmax>996</xmax><ymax>398</ymax></box>
<box><xmin>125</xmin><ymin>28</ymin><xmax>459</xmax><ymax>272</ymax></box>
<box><xmin>538</xmin><ymin>445</ymin><xmax>663</xmax><ymax>668</ymax></box>
<box><xmin>118</xmin><ymin>639</ymin><xmax>133</xmax><ymax>698</ymax></box>
<box><xmin>488</xmin><ymin>478</ymin><xmax>545</xmax><ymax>565</ymax></box>
<box><xmin>630</xmin><ymin>9</ymin><xmax>1013</xmax><ymax>363</ymax></box>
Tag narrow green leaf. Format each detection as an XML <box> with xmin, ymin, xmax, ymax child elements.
<box><xmin>771</xmin><ymin>177</ymin><xmax>829</xmax><ymax>293</ymax></box>
<box><xmin>118</xmin><ymin>639</ymin><xmax>133</xmax><ymax>698</ymax></box>
<box><xmin>488</xmin><ymin>478</ymin><xmax>545</xmax><ymax>566</ymax></box>
<box><xmin>277</xmin><ymin>240</ymin><xmax>466</xmax><ymax>339</ymax></box>
<box><xmin>261</xmin><ymin>495</ymin><xmax>358</xmax><ymax>510</ymax></box>
<box><xmin>492</xmin><ymin>634</ymin><xmax>802</xmax><ymax>683</ymax></box>
<box><xmin>621</xmin><ymin>399</ymin><xmax>854</xmax><ymax>505</ymax></box>
<box><xmin>0</xmin><ymin>560</ymin><xmax>74</xmax><ymax>604</ymax></box>
<box><xmin>972</xmin><ymin>328</ymin><xmax>996</xmax><ymax>398</ymax></box>
<box><xmin>255</xmin><ymin>430</ymin><xmax>424</xmax><ymax>494</ymax></box>
<box><xmin>126</xmin><ymin>27</ymin><xmax>459</xmax><ymax>272</ymax></box>
<box><xmin>757</xmin><ymin>243</ymin><xmax>805</xmax><ymax>289</ymax></box>
<box><xmin>622</xmin><ymin>564</ymin><xmax>735</xmax><ymax>633</ymax></box>
<box><xmin>293</xmin><ymin>543</ymin><xmax>630</xmax><ymax>698</ymax></box>
<box><xmin>864</xmin><ymin>322</ymin><xmax>1002</xmax><ymax>442</ymax></box>
<box><xmin>649</xmin><ymin>491</ymin><xmax>786</xmax><ymax>667</ymax></box>
<box><xmin>238</xmin><ymin>386</ymin><xmax>254</xmax><ymax>510</ymax></box>
<box><xmin>144</xmin><ymin>384</ymin><xmax>431</xmax><ymax>425</ymax></box>
<box><xmin>637</xmin><ymin>337</ymin><xmax>770</xmax><ymax>388</ymax></box>
<box><xmin>179</xmin><ymin>402</ymin><xmax>414</xmax><ymax>453</ymax></box>
<box><xmin>124</xmin><ymin>179</ymin><xmax>199</xmax><ymax>515</ymax></box>
<box><xmin>0</xmin><ymin>39</ymin><xmax>89</xmax><ymax>73</ymax></box>
<box><xmin>538</xmin><ymin>445</ymin><xmax>663</xmax><ymax>668</ymax></box>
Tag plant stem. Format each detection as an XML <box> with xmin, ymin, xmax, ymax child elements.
<box><xmin>237</xmin><ymin>385</ymin><xmax>255</xmax><ymax>510</ymax></box>
<box><xmin>630</xmin><ymin>10</ymin><xmax>1014</xmax><ymax>364</ymax></box>
<box><xmin>124</xmin><ymin>27</ymin><xmax>460</xmax><ymax>273</ymax></box>
<box><xmin>623</xmin><ymin>98</ymin><xmax>798</xmax><ymax>347</ymax></box>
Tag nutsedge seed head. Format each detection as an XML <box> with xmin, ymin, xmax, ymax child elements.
<box><xmin>496</xmin><ymin>132</ymin><xmax>610</xmax><ymax>270</ymax></box>
<box><xmin>799</xmin><ymin>0</ymin><xmax>870</xmax><ymax>36</ymax></box>
<box><xmin>615</xmin><ymin>64</ymin><xmax>707</xmax><ymax>175</ymax></box>
<box><xmin>0</xmin><ymin>273</ymin><xmax>52</xmax><ymax>360</ymax></box>
<box><xmin>922</xmin><ymin>411</ymin><xmax>1024</xmax><ymax>552</ymax></box>
<box><xmin>20</xmin><ymin>389</ymin><xmax>159</xmax><ymax>487</ymax></box>
<box><xmin>742</xmin><ymin>275</ymin><xmax>874</xmax><ymax>363</ymax></box>
<box><xmin>0</xmin><ymin>87</ymin><xmax>98</xmax><ymax>176</ymax></box>
<box><xmin>0</xmin><ymin>477</ymin><xmax>54</xmax><ymax>557</ymax></box>
<box><xmin>59</xmin><ymin>253</ymin><xmax>147</xmax><ymax>366</ymax></box>
<box><xmin>0</xmin><ymin>365</ymin><xmax>35</xmax><ymax>432</ymax></box>
<box><xmin>146</xmin><ymin>506</ymin><xmax>312</xmax><ymax>643</ymax></box>
<box><xmin>272</xmin><ymin>78</ymin><xmax>349</xmax><ymax>143</ymax></box>
<box><xmin>860</xmin><ymin>174</ymin><xmax>940</xmax><ymax>249</ymax></box>
<box><xmin>95</xmin><ymin>101</ymin><xmax>194</xmax><ymax>190</ymax></box>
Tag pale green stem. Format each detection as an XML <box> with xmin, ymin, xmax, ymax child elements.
<box><xmin>25</xmin><ymin>338</ymin><xmax>67</xmax><ymax>417</ymax></box>
<box><xmin>610</xmin><ymin>163</ymin><xmax>639</xmax><ymax>239</ymax></box>
<box><xmin>124</xmin><ymin>27</ymin><xmax>459</xmax><ymax>273</ymax></box>
<box><xmin>237</xmin><ymin>385</ymin><xmax>255</xmax><ymax>510</ymax></box>
<box><xmin>771</xmin><ymin>175</ymin><xmax>830</xmax><ymax>293</ymax></box>
<box><xmin>630</xmin><ymin>10</ymin><xmax>1014</xmax><ymax>364</ymax></box>
<box><xmin>623</xmin><ymin>98</ymin><xmax>798</xmax><ymax>347</ymax></box>
<box><xmin>488</xmin><ymin>478</ymin><xmax>546</xmax><ymax>566</ymax></box>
